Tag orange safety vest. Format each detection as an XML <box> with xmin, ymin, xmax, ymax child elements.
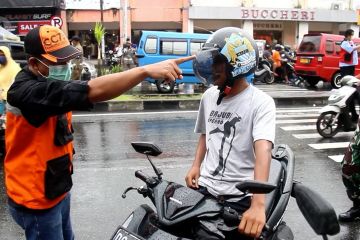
<box><xmin>4</xmin><ymin>104</ymin><xmax>74</xmax><ymax>210</ymax></box>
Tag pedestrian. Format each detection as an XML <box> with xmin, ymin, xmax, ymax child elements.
<box><xmin>70</xmin><ymin>35</ymin><xmax>83</xmax><ymax>80</ymax></box>
<box><xmin>339</xmin><ymin>117</ymin><xmax>360</xmax><ymax>222</ymax></box>
<box><xmin>0</xmin><ymin>46</ymin><xmax>21</xmax><ymax>101</ymax></box>
<box><xmin>122</xmin><ymin>38</ymin><xmax>135</xmax><ymax>70</ymax></box>
<box><xmin>185</xmin><ymin>27</ymin><xmax>275</xmax><ymax>239</ymax></box>
<box><xmin>4</xmin><ymin>25</ymin><xmax>194</xmax><ymax>240</ymax></box>
<box><xmin>71</xmin><ymin>35</ymin><xmax>83</xmax><ymax>55</ymax></box>
<box><xmin>340</xmin><ymin>29</ymin><xmax>360</xmax><ymax>122</ymax></box>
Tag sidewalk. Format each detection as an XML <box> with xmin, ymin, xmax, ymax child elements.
<box><xmin>92</xmin><ymin>83</ymin><xmax>332</xmax><ymax>112</ymax></box>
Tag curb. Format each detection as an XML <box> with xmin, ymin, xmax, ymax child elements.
<box><xmin>93</xmin><ymin>96</ymin><xmax>329</xmax><ymax>112</ymax></box>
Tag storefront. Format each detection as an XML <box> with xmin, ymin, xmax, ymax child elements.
<box><xmin>0</xmin><ymin>0</ymin><xmax>63</xmax><ymax>40</ymax></box>
<box><xmin>189</xmin><ymin>6</ymin><xmax>359</xmax><ymax>48</ymax></box>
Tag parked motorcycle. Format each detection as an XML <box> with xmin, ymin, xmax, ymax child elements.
<box><xmin>111</xmin><ymin>142</ymin><xmax>339</xmax><ymax>240</ymax></box>
<box><xmin>317</xmin><ymin>75</ymin><xmax>360</xmax><ymax>138</ymax></box>
<box><xmin>254</xmin><ymin>58</ymin><xmax>274</xmax><ymax>84</ymax></box>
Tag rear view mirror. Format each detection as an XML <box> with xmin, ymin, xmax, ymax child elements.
<box><xmin>291</xmin><ymin>182</ymin><xmax>340</xmax><ymax>236</ymax></box>
<box><xmin>131</xmin><ymin>142</ymin><xmax>162</xmax><ymax>156</ymax></box>
<box><xmin>236</xmin><ymin>180</ymin><xmax>276</xmax><ymax>194</ymax></box>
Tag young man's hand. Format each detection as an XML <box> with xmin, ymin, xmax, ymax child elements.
<box><xmin>185</xmin><ymin>166</ymin><xmax>200</xmax><ymax>189</ymax></box>
<box><xmin>143</xmin><ymin>55</ymin><xmax>195</xmax><ymax>82</ymax></box>
<box><xmin>238</xmin><ymin>202</ymin><xmax>266</xmax><ymax>238</ymax></box>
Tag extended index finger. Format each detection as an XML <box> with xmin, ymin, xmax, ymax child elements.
<box><xmin>174</xmin><ymin>55</ymin><xmax>196</xmax><ymax>64</ymax></box>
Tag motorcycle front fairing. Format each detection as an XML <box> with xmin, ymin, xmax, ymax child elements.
<box><xmin>152</xmin><ymin>181</ymin><xmax>222</xmax><ymax>226</ymax></box>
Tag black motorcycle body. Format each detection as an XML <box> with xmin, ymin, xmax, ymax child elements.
<box><xmin>254</xmin><ymin>58</ymin><xmax>274</xmax><ymax>84</ymax></box>
<box><xmin>111</xmin><ymin>142</ymin><xmax>339</xmax><ymax>240</ymax></box>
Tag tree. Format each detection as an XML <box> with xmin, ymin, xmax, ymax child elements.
<box><xmin>94</xmin><ymin>22</ymin><xmax>105</xmax><ymax>60</ymax></box>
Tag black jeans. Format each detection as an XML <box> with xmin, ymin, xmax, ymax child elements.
<box><xmin>193</xmin><ymin>186</ymin><xmax>253</xmax><ymax>240</ymax></box>
<box><xmin>340</xmin><ymin>65</ymin><xmax>355</xmax><ymax>77</ymax></box>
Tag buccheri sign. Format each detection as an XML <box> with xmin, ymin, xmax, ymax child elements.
<box><xmin>240</xmin><ymin>9</ymin><xmax>315</xmax><ymax>21</ymax></box>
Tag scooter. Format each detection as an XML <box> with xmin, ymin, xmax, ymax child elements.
<box><xmin>111</xmin><ymin>142</ymin><xmax>339</xmax><ymax>240</ymax></box>
<box><xmin>254</xmin><ymin>58</ymin><xmax>274</xmax><ymax>84</ymax></box>
<box><xmin>316</xmin><ymin>75</ymin><xmax>360</xmax><ymax>138</ymax></box>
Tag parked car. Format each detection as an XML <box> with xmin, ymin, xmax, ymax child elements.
<box><xmin>294</xmin><ymin>33</ymin><xmax>360</xmax><ymax>88</ymax></box>
<box><xmin>0</xmin><ymin>40</ymin><xmax>27</xmax><ymax>68</ymax></box>
<box><xmin>136</xmin><ymin>30</ymin><xmax>210</xmax><ymax>93</ymax></box>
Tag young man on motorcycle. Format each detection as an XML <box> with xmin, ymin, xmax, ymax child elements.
<box><xmin>186</xmin><ymin>27</ymin><xmax>276</xmax><ymax>239</ymax></box>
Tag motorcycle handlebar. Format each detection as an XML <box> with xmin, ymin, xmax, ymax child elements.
<box><xmin>135</xmin><ymin>170</ymin><xmax>151</xmax><ymax>183</ymax></box>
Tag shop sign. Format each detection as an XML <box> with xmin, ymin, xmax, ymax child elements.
<box><xmin>18</xmin><ymin>20</ymin><xmax>51</xmax><ymax>35</ymax></box>
<box><xmin>1</xmin><ymin>13</ymin><xmax>52</xmax><ymax>21</ymax></box>
<box><xmin>241</xmin><ymin>9</ymin><xmax>315</xmax><ymax>21</ymax></box>
<box><xmin>253</xmin><ymin>22</ymin><xmax>283</xmax><ymax>31</ymax></box>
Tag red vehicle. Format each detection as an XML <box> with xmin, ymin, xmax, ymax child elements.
<box><xmin>295</xmin><ymin>33</ymin><xmax>360</xmax><ymax>88</ymax></box>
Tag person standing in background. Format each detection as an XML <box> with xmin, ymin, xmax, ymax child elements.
<box><xmin>0</xmin><ymin>46</ymin><xmax>21</xmax><ymax>101</ymax></box>
<box><xmin>70</xmin><ymin>35</ymin><xmax>83</xmax><ymax>80</ymax></box>
<box><xmin>340</xmin><ymin>29</ymin><xmax>360</xmax><ymax>121</ymax></box>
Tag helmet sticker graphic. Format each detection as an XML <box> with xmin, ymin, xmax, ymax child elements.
<box><xmin>220</xmin><ymin>32</ymin><xmax>257</xmax><ymax>77</ymax></box>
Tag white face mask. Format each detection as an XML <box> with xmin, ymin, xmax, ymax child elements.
<box><xmin>36</xmin><ymin>58</ymin><xmax>72</xmax><ymax>81</ymax></box>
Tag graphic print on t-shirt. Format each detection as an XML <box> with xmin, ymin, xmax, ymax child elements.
<box><xmin>208</xmin><ymin>110</ymin><xmax>242</xmax><ymax>176</ymax></box>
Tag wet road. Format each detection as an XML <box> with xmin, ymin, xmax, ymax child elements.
<box><xmin>1</xmin><ymin>108</ymin><xmax>360</xmax><ymax>240</ymax></box>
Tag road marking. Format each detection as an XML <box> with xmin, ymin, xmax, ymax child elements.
<box><xmin>73</xmin><ymin>110</ymin><xmax>198</xmax><ymax>117</ymax></box>
<box><xmin>308</xmin><ymin>142</ymin><xmax>349</xmax><ymax>150</ymax></box>
<box><xmin>281</xmin><ymin>125</ymin><xmax>316</xmax><ymax>131</ymax></box>
<box><xmin>293</xmin><ymin>132</ymin><xmax>354</xmax><ymax>139</ymax></box>
<box><xmin>276</xmin><ymin>114</ymin><xmax>318</xmax><ymax>119</ymax></box>
<box><xmin>276</xmin><ymin>119</ymin><xmax>317</xmax><ymax>124</ymax></box>
<box><xmin>328</xmin><ymin>155</ymin><xmax>344</xmax><ymax>163</ymax></box>
<box><xmin>276</xmin><ymin>109</ymin><xmax>320</xmax><ymax>113</ymax></box>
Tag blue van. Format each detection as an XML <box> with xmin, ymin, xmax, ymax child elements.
<box><xmin>136</xmin><ymin>31</ymin><xmax>210</xmax><ymax>93</ymax></box>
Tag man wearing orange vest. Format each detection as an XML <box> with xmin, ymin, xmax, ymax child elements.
<box><xmin>4</xmin><ymin>25</ymin><xmax>193</xmax><ymax>240</ymax></box>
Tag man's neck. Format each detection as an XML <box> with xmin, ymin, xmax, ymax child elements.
<box><xmin>225</xmin><ymin>79</ymin><xmax>249</xmax><ymax>98</ymax></box>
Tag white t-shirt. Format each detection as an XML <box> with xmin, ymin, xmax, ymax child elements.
<box><xmin>194</xmin><ymin>85</ymin><xmax>276</xmax><ymax>197</ymax></box>
<box><xmin>340</xmin><ymin>40</ymin><xmax>359</xmax><ymax>67</ymax></box>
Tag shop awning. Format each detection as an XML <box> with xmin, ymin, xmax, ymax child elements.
<box><xmin>0</xmin><ymin>26</ymin><xmax>21</xmax><ymax>41</ymax></box>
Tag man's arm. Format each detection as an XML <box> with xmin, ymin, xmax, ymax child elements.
<box><xmin>185</xmin><ymin>134</ymin><xmax>206</xmax><ymax>188</ymax></box>
<box><xmin>239</xmin><ymin>139</ymin><xmax>272</xmax><ymax>238</ymax></box>
<box><xmin>87</xmin><ymin>56</ymin><xmax>194</xmax><ymax>102</ymax></box>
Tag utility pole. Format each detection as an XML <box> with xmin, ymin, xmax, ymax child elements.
<box><xmin>100</xmin><ymin>0</ymin><xmax>105</xmax><ymax>60</ymax></box>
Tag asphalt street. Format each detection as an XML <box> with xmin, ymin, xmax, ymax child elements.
<box><xmin>1</xmin><ymin>84</ymin><xmax>360</xmax><ymax>240</ymax></box>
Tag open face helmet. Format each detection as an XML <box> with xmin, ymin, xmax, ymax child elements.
<box><xmin>193</xmin><ymin>27</ymin><xmax>259</xmax><ymax>87</ymax></box>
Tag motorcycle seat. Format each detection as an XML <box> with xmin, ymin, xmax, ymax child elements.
<box><xmin>265</xmin><ymin>159</ymin><xmax>283</xmax><ymax>216</ymax></box>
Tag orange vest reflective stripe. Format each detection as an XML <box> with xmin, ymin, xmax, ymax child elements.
<box><xmin>4</xmin><ymin>104</ymin><xmax>74</xmax><ymax>209</ymax></box>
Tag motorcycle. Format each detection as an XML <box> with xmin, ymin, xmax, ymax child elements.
<box><xmin>254</xmin><ymin>58</ymin><xmax>274</xmax><ymax>84</ymax></box>
<box><xmin>105</xmin><ymin>49</ymin><xmax>121</xmax><ymax>68</ymax></box>
<box><xmin>316</xmin><ymin>75</ymin><xmax>360</xmax><ymax>138</ymax></box>
<box><xmin>111</xmin><ymin>142</ymin><xmax>340</xmax><ymax>240</ymax></box>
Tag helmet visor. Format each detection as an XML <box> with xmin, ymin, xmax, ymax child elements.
<box><xmin>193</xmin><ymin>48</ymin><xmax>221</xmax><ymax>86</ymax></box>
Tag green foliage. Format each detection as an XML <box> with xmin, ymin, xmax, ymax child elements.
<box><xmin>110</xmin><ymin>65</ymin><xmax>123</xmax><ymax>74</ymax></box>
<box><xmin>94</xmin><ymin>22</ymin><xmax>105</xmax><ymax>46</ymax></box>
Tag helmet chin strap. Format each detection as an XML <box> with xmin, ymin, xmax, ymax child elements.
<box><xmin>216</xmin><ymin>80</ymin><xmax>233</xmax><ymax>105</ymax></box>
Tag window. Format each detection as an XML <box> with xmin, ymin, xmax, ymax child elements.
<box><xmin>325</xmin><ymin>40</ymin><xmax>334</xmax><ymax>54</ymax></box>
<box><xmin>190</xmin><ymin>41</ymin><xmax>205</xmax><ymax>55</ymax></box>
<box><xmin>298</xmin><ymin>35</ymin><xmax>321</xmax><ymax>52</ymax></box>
<box><xmin>335</xmin><ymin>41</ymin><xmax>341</xmax><ymax>54</ymax></box>
<box><xmin>10</xmin><ymin>45</ymin><xmax>26</xmax><ymax>61</ymax></box>
<box><xmin>144</xmin><ymin>38</ymin><xmax>157</xmax><ymax>54</ymax></box>
<box><xmin>160</xmin><ymin>39</ymin><xmax>187</xmax><ymax>55</ymax></box>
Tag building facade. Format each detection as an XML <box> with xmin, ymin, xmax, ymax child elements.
<box><xmin>1</xmin><ymin>0</ymin><xmax>359</xmax><ymax>58</ymax></box>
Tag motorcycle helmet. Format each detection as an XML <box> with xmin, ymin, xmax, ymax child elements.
<box><xmin>274</xmin><ymin>44</ymin><xmax>284</xmax><ymax>51</ymax></box>
<box><xmin>193</xmin><ymin>27</ymin><xmax>258</xmax><ymax>88</ymax></box>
